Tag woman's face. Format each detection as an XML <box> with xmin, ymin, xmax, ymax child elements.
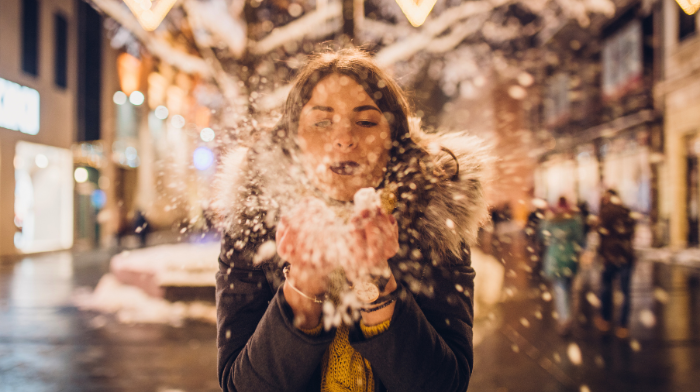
<box><xmin>297</xmin><ymin>73</ymin><xmax>392</xmax><ymax>201</ymax></box>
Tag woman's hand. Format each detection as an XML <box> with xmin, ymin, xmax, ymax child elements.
<box><xmin>348</xmin><ymin>206</ymin><xmax>400</xmax><ymax>326</ymax></box>
<box><xmin>276</xmin><ymin>199</ymin><xmax>339</xmax><ymax>328</ymax></box>
<box><xmin>346</xmin><ymin>206</ymin><xmax>399</xmax><ymax>282</ymax></box>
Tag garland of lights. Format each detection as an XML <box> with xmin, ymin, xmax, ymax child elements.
<box><xmin>676</xmin><ymin>0</ymin><xmax>700</xmax><ymax>15</ymax></box>
<box><xmin>123</xmin><ymin>0</ymin><xmax>178</xmax><ymax>31</ymax></box>
<box><xmin>395</xmin><ymin>0</ymin><xmax>438</xmax><ymax>27</ymax></box>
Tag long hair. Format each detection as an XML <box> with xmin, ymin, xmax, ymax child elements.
<box><xmin>274</xmin><ymin>48</ymin><xmax>445</xmax><ymax>258</ymax></box>
<box><xmin>279</xmin><ymin>47</ymin><xmax>411</xmax><ymax>143</ymax></box>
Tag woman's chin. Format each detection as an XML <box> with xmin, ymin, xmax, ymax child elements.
<box><xmin>317</xmin><ymin>176</ymin><xmax>367</xmax><ymax>202</ymax></box>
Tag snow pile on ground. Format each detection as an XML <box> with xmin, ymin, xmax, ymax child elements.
<box><xmin>74</xmin><ymin>241</ymin><xmax>221</xmax><ymax>326</ymax></box>
<box><xmin>109</xmin><ymin>242</ymin><xmax>220</xmax><ymax>297</ymax></box>
<box><xmin>74</xmin><ymin>274</ymin><xmax>216</xmax><ymax>327</ymax></box>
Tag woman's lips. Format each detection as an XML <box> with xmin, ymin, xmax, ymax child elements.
<box><xmin>329</xmin><ymin>161</ymin><xmax>360</xmax><ymax>175</ymax></box>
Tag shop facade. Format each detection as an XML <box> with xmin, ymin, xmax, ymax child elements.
<box><xmin>0</xmin><ymin>0</ymin><xmax>79</xmax><ymax>255</ymax></box>
<box><xmin>659</xmin><ymin>0</ymin><xmax>700</xmax><ymax>246</ymax></box>
<box><xmin>533</xmin><ymin>0</ymin><xmax>663</xmax><ymax>247</ymax></box>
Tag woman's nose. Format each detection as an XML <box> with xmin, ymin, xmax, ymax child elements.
<box><xmin>332</xmin><ymin>122</ymin><xmax>357</xmax><ymax>152</ymax></box>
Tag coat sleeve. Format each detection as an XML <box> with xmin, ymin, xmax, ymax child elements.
<box><xmin>216</xmin><ymin>237</ymin><xmax>335</xmax><ymax>392</ymax></box>
<box><xmin>349</xmin><ymin>246</ymin><xmax>475</xmax><ymax>392</ymax></box>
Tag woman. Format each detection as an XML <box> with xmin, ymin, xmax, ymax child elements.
<box><xmin>214</xmin><ymin>48</ymin><xmax>488</xmax><ymax>392</ymax></box>
<box><xmin>539</xmin><ymin>196</ymin><xmax>585</xmax><ymax>335</ymax></box>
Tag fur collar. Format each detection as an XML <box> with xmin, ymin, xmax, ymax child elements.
<box><xmin>212</xmin><ymin>130</ymin><xmax>490</xmax><ymax>263</ymax></box>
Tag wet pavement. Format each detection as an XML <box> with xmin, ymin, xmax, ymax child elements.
<box><xmin>1</xmin><ymin>236</ymin><xmax>699</xmax><ymax>391</ymax></box>
<box><xmin>0</xmin><ymin>250</ymin><xmax>219</xmax><ymax>392</ymax></box>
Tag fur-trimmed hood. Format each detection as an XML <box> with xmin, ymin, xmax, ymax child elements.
<box><xmin>212</xmin><ymin>130</ymin><xmax>490</xmax><ymax>263</ymax></box>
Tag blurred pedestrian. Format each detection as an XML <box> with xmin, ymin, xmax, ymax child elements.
<box><xmin>594</xmin><ymin>189</ymin><xmax>636</xmax><ymax>338</ymax></box>
<box><xmin>526</xmin><ymin>199</ymin><xmax>547</xmax><ymax>278</ymax></box>
<box><xmin>133</xmin><ymin>210</ymin><xmax>150</xmax><ymax>248</ymax></box>
<box><xmin>540</xmin><ymin>196</ymin><xmax>585</xmax><ymax>335</ymax></box>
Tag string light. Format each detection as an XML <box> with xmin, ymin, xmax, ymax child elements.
<box><xmin>74</xmin><ymin>167</ymin><xmax>89</xmax><ymax>183</ymax></box>
<box><xmin>129</xmin><ymin>91</ymin><xmax>145</xmax><ymax>106</ymax></box>
<box><xmin>123</xmin><ymin>0</ymin><xmax>177</xmax><ymax>31</ymax></box>
<box><xmin>395</xmin><ymin>0</ymin><xmax>438</xmax><ymax>27</ymax></box>
<box><xmin>200</xmin><ymin>128</ymin><xmax>215</xmax><ymax>142</ymax></box>
<box><xmin>676</xmin><ymin>0</ymin><xmax>700</xmax><ymax>15</ymax></box>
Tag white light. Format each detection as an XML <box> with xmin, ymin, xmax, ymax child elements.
<box><xmin>200</xmin><ymin>127</ymin><xmax>215</xmax><ymax>142</ymax></box>
<box><xmin>171</xmin><ymin>114</ymin><xmax>185</xmax><ymax>129</ymax></box>
<box><xmin>0</xmin><ymin>77</ymin><xmax>40</xmax><ymax>135</ymax></box>
<box><xmin>125</xmin><ymin>146</ymin><xmax>138</xmax><ymax>160</ymax></box>
<box><xmin>155</xmin><ymin>105</ymin><xmax>169</xmax><ymax>120</ymax></box>
<box><xmin>35</xmin><ymin>154</ymin><xmax>48</xmax><ymax>168</ymax></box>
<box><xmin>129</xmin><ymin>91</ymin><xmax>145</xmax><ymax>106</ymax></box>
<box><xmin>193</xmin><ymin>147</ymin><xmax>214</xmax><ymax>171</ymax></box>
<box><xmin>113</xmin><ymin>91</ymin><xmax>127</xmax><ymax>105</ymax></box>
<box><xmin>74</xmin><ymin>167</ymin><xmax>89</xmax><ymax>183</ymax></box>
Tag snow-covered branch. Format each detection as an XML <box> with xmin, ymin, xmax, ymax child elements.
<box><xmin>91</xmin><ymin>0</ymin><xmax>213</xmax><ymax>77</ymax></box>
<box><xmin>182</xmin><ymin>0</ymin><xmax>247</xmax><ymax>58</ymax></box>
<box><xmin>249</xmin><ymin>1</ymin><xmax>343</xmax><ymax>55</ymax></box>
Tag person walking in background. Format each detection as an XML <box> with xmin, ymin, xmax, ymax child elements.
<box><xmin>594</xmin><ymin>189</ymin><xmax>637</xmax><ymax>338</ymax></box>
<box><xmin>540</xmin><ymin>196</ymin><xmax>585</xmax><ymax>336</ymax></box>
<box><xmin>526</xmin><ymin>199</ymin><xmax>548</xmax><ymax>278</ymax></box>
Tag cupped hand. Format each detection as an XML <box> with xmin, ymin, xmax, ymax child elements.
<box><xmin>276</xmin><ymin>199</ymin><xmax>340</xmax><ymax>296</ymax></box>
<box><xmin>345</xmin><ymin>206</ymin><xmax>399</xmax><ymax>283</ymax></box>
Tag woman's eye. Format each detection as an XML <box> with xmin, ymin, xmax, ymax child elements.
<box><xmin>357</xmin><ymin>121</ymin><xmax>377</xmax><ymax>127</ymax></box>
<box><xmin>314</xmin><ymin>120</ymin><xmax>332</xmax><ymax>128</ymax></box>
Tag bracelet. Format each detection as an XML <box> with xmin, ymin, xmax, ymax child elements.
<box><xmin>283</xmin><ymin>266</ymin><xmax>327</xmax><ymax>304</ymax></box>
<box><xmin>360</xmin><ymin>298</ymin><xmax>395</xmax><ymax>313</ymax></box>
<box><xmin>367</xmin><ymin>289</ymin><xmax>399</xmax><ymax>306</ymax></box>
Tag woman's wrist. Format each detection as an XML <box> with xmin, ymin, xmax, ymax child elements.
<box><xmin>283</xmin><ymin>266</ymin><xmax>326</xmax><ymax>329</ymax></box>
<box><xmin>360</xmin><ymin>274</ymin><xmax>398</xmax><ymax>326</ymax></box>
<box><xmin>283</xmin><ymin>281</ymin><xmax>323</xmax><ymax>329</ymax></box>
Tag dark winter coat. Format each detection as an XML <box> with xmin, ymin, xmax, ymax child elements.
<box><xmin>212</xmin><ymin>131</ymin><xmax>489</xmax><ymax>392</ymax></box>
<box><xmin>598</xmin><ymin>200</ymin><xmax>636</xmax><ymax>266</ymax></box>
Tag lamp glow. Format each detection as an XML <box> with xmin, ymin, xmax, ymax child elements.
<box><xmin>171</xmin><ymin>114</ymin><xmax>185</xmax><ymax>129</ymax></box>
<box><xmin>193</xmin><ymin>147</ymin><xmax>214</xmax><ymax>171</ymax></box>
<box><xmin>74</xmin><ymin>167</ymin><xmax>89</xmax><ymax>183</ymax></box>
<box><xmin>200</xmin><ymin>127</ymin><xmax>215</xmax><ymax>142</ymax></box>
<box><xmin>676</xmin><ymin>0</ymin><xmax>700</xmax><ymax>15</ymax></box>
<box><xmin>155</xmin><ymin>105</ymin><xmax>169</xmax><ymax>120</ymax></box>
<box><xmin>113</xmin><ymin>91</ymin><xmax>128</xmax><ymax>105</ymax></box>
<box><xmin>129</xmin><ymin>91</ymin><xmax>145</xmax><ymax>106</ymax></box>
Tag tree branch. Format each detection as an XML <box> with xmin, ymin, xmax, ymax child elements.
<box><xmin>91</xmin><ymin>0</ymin><xmax>213</xmax><ymax>77</ymax></box>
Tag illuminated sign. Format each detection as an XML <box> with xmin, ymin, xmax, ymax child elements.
<box><xmin>0</xmin><ymin>77</ymin><xmax>40</xmax><ymax>135</ymax></box>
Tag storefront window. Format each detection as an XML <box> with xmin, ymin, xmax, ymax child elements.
<box><xmin>14</xmin><ymin>141</ymin><xmax>73</xmax><ymax>253</ymax></box>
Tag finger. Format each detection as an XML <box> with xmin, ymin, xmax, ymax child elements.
<box><xmin>364</xmin><ymin>220</ymin><xmax>386</xmax><ymax>267</ymax></box>
<box><xmin>365</xmin><ymin>215</ymin><xmax>399</xmax><ymax>261</ymax></box>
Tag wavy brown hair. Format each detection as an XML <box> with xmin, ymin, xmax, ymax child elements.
<box><xmin>274</xmin><ymin>48</ymin><xmax>449</xmax><ymax>260</ymax></box>
<box><xmin>280</xmin><ymin>47</ymin><xmax>412</xmax><ymax>144</ymax></box>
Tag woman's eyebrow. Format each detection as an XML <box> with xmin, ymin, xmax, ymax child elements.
<box><xmin>353</xmin><ymin>105</ymin><xmax>381</xmax><ymax>113</ymax></box>
<box><xmin>311</xmin><ymin>105</ymin><xmax>333</xmax><ymax>112</ymax></box>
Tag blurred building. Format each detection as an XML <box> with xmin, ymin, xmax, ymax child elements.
<box><xmin>0</xmin><ymin>0</ymin><xmax>135</xmax><ymax>255</ymax></box>
<box><xmin>533</xmin><ymin>0</ymin><xmax>665</xmax><ymax>247</ymax></box>
<box><xmin>0</xmin><ymin>0</ymin><xmax>78</xmax><ymax>255</ymax></box>
<box><xmin>657</xmin><ymin>0</ymin><xmax>700</xmax><ymax>247</ymax></box>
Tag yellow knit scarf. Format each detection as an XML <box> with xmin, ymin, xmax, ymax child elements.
<box><xmin>301</xmin><ymin>320</ymin><xmax>391</xmax><ymax>392</ymax></box>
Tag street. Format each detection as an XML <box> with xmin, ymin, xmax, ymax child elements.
<box><xmin>1</xmin><ymin>234</ymin><xmax>699</xmax><ymax>392</ymax></box>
